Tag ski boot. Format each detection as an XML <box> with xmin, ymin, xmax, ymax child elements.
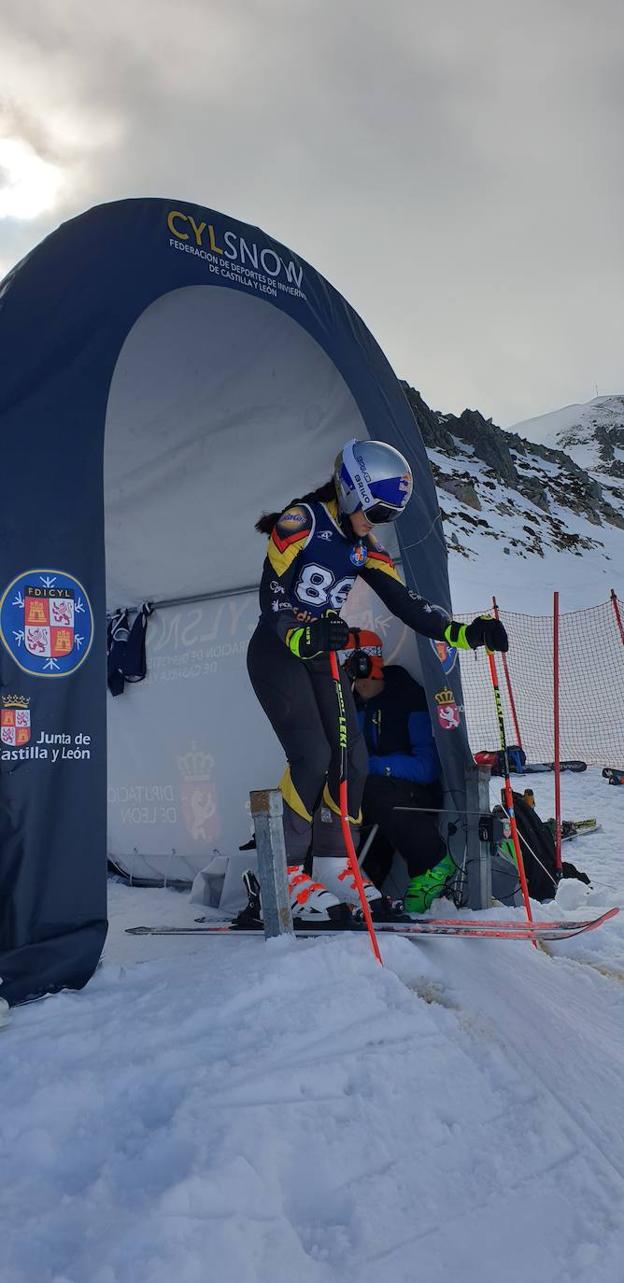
<box><xmin>403</xmin><ymin>852</ymin><xmax>457</xmax><ymax>916</ymax></box>
<box><xmin>312</xmin><ymin>857</ymin><xmax>408</xmax><ymax>922</ymax></box>
<box><xmin>236</xmin><ymin>867</ymin><xmax>350</xmax><ymax>929</ymax></box>
<box><xmin>287</xmin><ymin>865</ymin><xmax>351</xmax><ymax>925</ymax></box>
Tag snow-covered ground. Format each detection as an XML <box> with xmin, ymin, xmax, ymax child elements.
<box><xmin>445</xmin><ymin>500</ymin><xmax>624</xmax><ymax>616</ymax></box>
<box><xmin>2</xmin><ymin>768</ymin><xmax>623</xmax><ymax>1283</ymax></box>
<box><xmin>4</xmin><ymin>394</ymin><xmax>624</xmax><ymax>1282</ymax></box>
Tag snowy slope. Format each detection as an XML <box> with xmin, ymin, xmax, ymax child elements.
<box><xmin>390</xmin><ymin>390</ymin><xmax>624</xmax><ymax>613</ymax></box>
<box><xmin>511</xmin><ymin>395</ymin><xmax>624</xmax><ymax>469</ymax></box>
<box><xmin>510</xmin><ymin>395</ymin><xmax>624</xmax><ymax>520</ymax></box>
<box><xmin>2</xmin><ymin>769</ymin><xmax>624</xmax><ymax>1283</ymax></box>
<box><xmin>398</xmin><ymin>392</ymin><xmax>623</xmax><ymax>614</ymax></box>
<box><xmin>428</xmin><ymin>441</ymin><xmax>624</xmax><ymax>613</ymax></box>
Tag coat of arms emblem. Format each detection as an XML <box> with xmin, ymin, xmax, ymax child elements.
<box><xmin>0</xmin><ymin>571</ymin><xmax>93</xmax><ymax>676</ymax></box>
<box><xmin>430</xmin><ymin>636</ymin><xmax>458</xmax><ymax>675</ymax></box>
<box><xmin>178</xmin><ymin>744</ymin><xmax>219</xmax><ymax>843</ymax></box>
<box><xmin>434</xmin><ymin>686</ymin><xmax>462</xmax><ymax>731</ymax></box>
<box><xmin>0</xmin><ymin>694</ymin><xmax>31</xmax><ymax>747</ymax></box>
<box><xmin>24</xmin><ymin>587</ymin><xmax>75</xmax><ymax>659</ymax></box>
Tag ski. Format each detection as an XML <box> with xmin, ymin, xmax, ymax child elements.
<box><xmin>126</xmin><ymin>906</ymin><xmax>619</xmax><ymax>941</ymax></box>
<box><xmin>524</xmin><ymin>760</ymin><xmax>587</xmax><ymax>774</ymax></box>
<box><xmin>566</xmin><ymin>817</ymin><xmax>599</xmax><ymax>833</ymax></box>
<box><xmin>547</xmin><ymin>817</ymin><xmax>600</xmax><ymax>841</ymax></box>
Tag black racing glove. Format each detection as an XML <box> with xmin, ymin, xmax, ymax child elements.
<box><xmin>444</xmin><ymin>616</ymin><xmax>509</xmax><ymax>653</ymax></box>
<box><xmin>287</xmin><ymin>616</ymin><xmax>350</xmax><ymax>659</ymax></box>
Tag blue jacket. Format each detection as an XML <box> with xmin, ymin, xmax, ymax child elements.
<box><xmin>355</xmin><ymin>665</ymin><xmax>440</xmax><ymax>785</ymax></box>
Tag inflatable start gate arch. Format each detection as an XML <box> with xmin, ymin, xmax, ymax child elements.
<box><xmin>0</xmin><ymin>198</ymin><xmax>482</xmax><ymax>1006</ymax></box>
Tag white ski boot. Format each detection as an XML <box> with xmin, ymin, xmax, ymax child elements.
<box><xmin>238</xmin><ymin>867</ymin><xmax>350</xmax><ymax>927</ymax></box>
<box><xmin>312</xmin><ymin>857</ymin><xmax>408</xmax><ymax>922</ymax></box>
<box><xmin>312</xmin><ymin>856</ymin><xmax>382</xmax><ymax>907</ymax></box>
<box><xmin>287</xmin><ymin>866</ymin><xmax>350</xmax><ymax>924</ymax></box>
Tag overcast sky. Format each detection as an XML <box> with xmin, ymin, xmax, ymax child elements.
<box><xmin>1</xmin><ymin>0</ymin><xmax>622</xmax><ymax>427</ymax></box>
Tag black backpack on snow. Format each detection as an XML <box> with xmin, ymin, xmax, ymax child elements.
<box><xmin>497</xmin><ymin>792</ymin><xmax>590</xmax><ymax>902</ymax></box>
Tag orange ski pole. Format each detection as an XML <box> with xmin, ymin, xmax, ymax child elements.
<box><xmin>328</xmin><ymin>649</ymin><xmax>383</xmax><ymax>965</ymax></box>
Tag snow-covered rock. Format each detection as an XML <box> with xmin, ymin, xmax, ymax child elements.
<box><xmin>513</xmin><ymin>394</ymin><xmax>624</xmax><ymax>490</ymax></box>
<box><xmin>401</xmin><ymin>386</ymin><xmax>624</xmax><ymax>612</ymax></box>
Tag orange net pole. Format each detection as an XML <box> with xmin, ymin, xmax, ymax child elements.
<box><xmin>611</xmin><ymin>589</ymin><xmax>624</xmax><ymax>647</ymax></box>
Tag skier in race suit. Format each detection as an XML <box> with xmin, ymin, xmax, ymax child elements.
<box><xmin>247</xmin><ymin>438</ymin><xmax>508</xmax><ymax>922</ymax></box>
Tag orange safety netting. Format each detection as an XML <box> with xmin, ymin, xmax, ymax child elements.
<box><xmin>454</xmin><ymin>595</ymin><xmax>624</xmax><ymax>767</ymax></box>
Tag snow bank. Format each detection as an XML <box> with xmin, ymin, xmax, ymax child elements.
<box><xmin>3</xmin><ymin>773</ymin><xmax>624</xmax><ymax>1283</ymax></box>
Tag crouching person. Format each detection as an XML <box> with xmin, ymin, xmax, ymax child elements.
<box><xmin>345</xmin><ymin>630</ymin><xmax>456</xmax><ymax>913</ymax></box>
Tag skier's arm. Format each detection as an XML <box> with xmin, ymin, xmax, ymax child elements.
<box><xmin>260</xmin><ymin>506</ymin><xmax>314</xmax><ymax>643</ymax></box>
<box><xmin>358</xmin><ymin>536</ymin><xmax>450</xmax><ymax>640</ymax></box>
<box><xmin>359</xmin><ymin>536</ymin><xmax>509</xmax><ymax>651</ymax></box>
<box><xmin>445</xmin><ymin>616</ymin><xmax>509</xmax><ymax>652</ymax></box>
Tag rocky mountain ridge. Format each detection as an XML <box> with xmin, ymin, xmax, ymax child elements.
<box><xmin>403</xmin><ymin>386</ymin><xmax>624</xmax><ymax>562</ymax></box>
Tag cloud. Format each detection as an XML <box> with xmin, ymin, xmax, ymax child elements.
<box><xmin>0</xmin><ymin>0</ymin><xmax>622</xmax><ymax>423</ymax></box>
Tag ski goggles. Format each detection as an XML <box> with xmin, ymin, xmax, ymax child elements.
<box><xmin>362</xmin><ymin>501</ymin><xmax>404</xmax><ymax>524</ymax></box>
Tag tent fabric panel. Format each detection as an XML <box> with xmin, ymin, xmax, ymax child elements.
<box><xmin>104</xmin><ymin>285</ymin><xmax>367</xmax><ymax>607</ymax></box>
<box><xmin>0</xmin><ymin>195</ymin><xmax>480</xmax><ymax>1005</ymax></box>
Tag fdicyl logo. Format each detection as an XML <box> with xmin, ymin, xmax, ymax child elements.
<box><xmin>0</xmin><ymin>570</ymin><xmax>94</xmax><ymax>677</ymax></box>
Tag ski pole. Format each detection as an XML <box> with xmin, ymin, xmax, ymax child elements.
<box><xmin>328</xmin><ymin>649</ymin><xmax>383</xmax><ymax>965</ymax></box>
<box><xmin>486</xmin><ymin>648</ymin><xmax>536</xmax><ymax>944</ymax></box>
<box><xmin>357</xmin><ymin>822</ymin><xmax>379</xmax><ymax>867</ymax></box>
<box><xmin>492</xmin><ymin>596</ymin><xmax>523</xmax><ymax>751</ymax></box>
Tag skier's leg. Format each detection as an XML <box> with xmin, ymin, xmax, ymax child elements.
<box><xmin>361</xmin><ymin>823</ymin><xmax>396</xmax><ymax>890</ymax></box>
<box><xmin>375</xmin><ymin>778</ymin><xmax>445</xmax><ymax>878</ymax></box>
<box><xmin>304</xmin><ymin>660</ymin><xmax>388</xmax><ymax>907</ymax></box>
<box><xmin>360</xmin><ymin>775</ymin><xmax>453</xmax><ymax>912</ymax></box>
<box><xmin>247</xmin><ymin>622</ymin><xmax>331</xmax><ymax>863</ymax></box>
<box><xmin>307</xmin><ymin>657</ymin><xmax>368</xmax><ymax>831</ymax></box>
<box><xmin>246</xmin><ymin>623</ymin><xmax>346</xmax><ymax>921</ymax></box>
<box><xmin>359</xmin><ymin>775</ymin><xmax>405</xmax><ymax>886</ymax></box>
<box><xmin>358</xmin><ymin>775</ymin><xmax>444</xmax><ymax>875</ymax></box>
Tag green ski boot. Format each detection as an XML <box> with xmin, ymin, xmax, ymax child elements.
<box><xmin>403</xmin><ymin>853</ymin><xmax>457</xmax><ymax>915</ymax></box>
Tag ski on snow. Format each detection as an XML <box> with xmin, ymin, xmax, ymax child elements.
<box><xmin>126</xmin><ymin>906</ymin><xmax>619</xmax><ymax>941</ymax></box>
<box><xmin>554</xmin><ymin>817</ymin><xmax>600</xmax><ymax>841</ymax></box>
<box><xmin>565</xmin><ymin>817</ymin><xmax>599</xmax><ymax>834</ymax></box>
<box><xmin>523</xmin><ymin>760</ymin><xmax>587</xmax><ymax>773</ymax></box>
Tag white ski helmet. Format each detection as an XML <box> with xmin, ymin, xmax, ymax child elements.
<box><xmin>333</xmin><ymin>438</ymin><xmax>413</xmax><ymax>523</ymax></box>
